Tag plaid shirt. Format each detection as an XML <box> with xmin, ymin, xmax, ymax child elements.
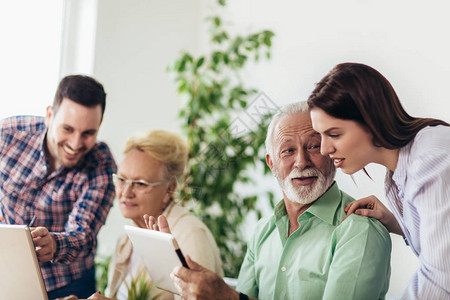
<box><xmin>0</xmin><ymin>115</ymin><xmax>117</xmax><ymax>292</ymax></box>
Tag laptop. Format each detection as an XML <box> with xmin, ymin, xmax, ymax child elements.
<box><xmin>0</xmin><ymin>224</ymin><xmax>48</xmax><ymax>300</ymax></box>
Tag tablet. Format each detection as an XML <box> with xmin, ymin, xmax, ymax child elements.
<box><xmin>124</xmin><ymin>225</ymin><xmax>188</xmax><ymax>294</ymax></box>
<box><xmin>0</xmin><ymin>224</ymin><xmax>48</xmax><ymax>300</ymax></box>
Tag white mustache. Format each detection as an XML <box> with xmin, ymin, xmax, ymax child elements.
<box><xmin>288</xmin><ymin>168</ymin><xmax>321</xmax><ymax>180</ymax></box>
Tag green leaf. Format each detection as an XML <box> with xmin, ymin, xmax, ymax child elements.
<box><xmin>195</xmin><ymin>57</ymin><xmax>205</xmax><ymax>71</ymax></box>
<box><xmin>213</xmin><ymin>16</ymin><xmax>221</xmax><ymax>27</ymax></box>
<box><xmin>166</xmin><ymin>0</ymin><xmax>274</xmax><ymax>277</ymax></box>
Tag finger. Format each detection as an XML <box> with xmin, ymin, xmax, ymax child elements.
<box><xmin>170</xmin><ymin>270</ymin><xmax>185</xmax><ymax>294</ymax></box>
<box><xmin>143</xmin><ymin>214</ymin><xmax>150</xmax><ymax>229</ymax></box>
<box><xmin>354</xmin><ymin>208</ymin><xmax>384</xmax><ymax>221</ymax></box>
<box><xmin>185</xmin><ymin>255</ymin><xmax>204</xmax><ymax>271</ymax></box>
<box><xmin>152</xmin><ymin>223</ymin><xmax>160</xmax><ymax>231</ymax></box>
<box><xmin>344</xmin><ymin>198</ymin><xmax>374</xmax><ymax>216</ymax></box>
<box><xmin>36</xmin><ymin>244</ymin><xmax>53</xmax><ymax>258</ymax></box>
<box><xmin>55</xmin><ymin>295</ymin><xmax>78</xmax><ymax>300</ymax></box>
<box><xmin>88</xmin><ymin>291</ymin><xmax>103</xmax><ymax>299</ymax></box>
<box><xmin>32</xmin><ymin>233</ymin><xmax>50</xmax><ymax>247</ymax></box>
<box><xmin>37</xmin><ymin>253</ymin><xmax>52</xmax><ymax>263</ymax></box>
<box><xmin>158</xmin><ymin>215</ymin><xmax>171</xmax><ymax>234</ymax></box>
<box><xmin>148</xmin><ymin>216</ymin><xmax>157</xmax><ymax>230</ymax></box>
<box><xmin>31</xmin><ymin>226</ymin><xmax>48</xmax><ymax>238</ymax></box>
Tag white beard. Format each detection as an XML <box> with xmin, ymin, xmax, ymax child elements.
<box><xmin>275</xmin><ymin>167</ymin><xmax>334</xmax><ymax>205</ymax></box>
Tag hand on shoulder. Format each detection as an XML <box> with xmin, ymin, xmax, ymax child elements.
<box><xmin>343</xmin><ymin>195</ymin><xmax>403</xmax><ymax>236</ymax></box>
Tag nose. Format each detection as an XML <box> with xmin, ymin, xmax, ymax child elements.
<box><xmin>294</xmin><ymin>148</ymin><xmax>310</xmax><ymax>170</ymax></box>
<box><xmin>68</xmin><ymin>134</ymin><xmax>83</xmax><ymax>150</ymax></box>
<box><xmin>320</xmin><ymin>137</ymin><xmax>334</xmax><ymax>156</ymax></box>
<box><xmin>121</xmin><ymin>181</ymin><xmax>135</xmax><ymax>197</ymax></box>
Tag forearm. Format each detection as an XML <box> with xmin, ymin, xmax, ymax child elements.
<box><xmin>52</xmin><ymin>230</ymin><xmax>95</xmax><ymax>262</ymax></box>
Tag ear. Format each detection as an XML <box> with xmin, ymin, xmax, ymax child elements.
<box><xmin>266</xmin><ymin>154</ymin><xmax>275</xmax><ymax>175</ymax></box>
<box><xmin>45</xmin><ymin>106</ymin><xmax>53</xmax><ymax>127</ymax></box>
<box><xmin>164</xmin><ymin>180</ymin><xmax>177</xmax><ymax>204</ymax></box>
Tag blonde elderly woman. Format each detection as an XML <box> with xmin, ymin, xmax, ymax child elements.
<box><xmin>103</xmin><ymin>130</ymin><xmax>223</xmax><ymax>299</ymax></box>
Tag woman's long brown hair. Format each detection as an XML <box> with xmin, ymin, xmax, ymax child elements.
<box><xmin>307</xmin><ymin>63</ymin><xmax>449</xmax><ymax>149</ymax></box>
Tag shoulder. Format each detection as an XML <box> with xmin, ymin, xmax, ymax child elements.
<box><xmin>337</xmin><ymin>213</ymin><xmax>391</xmax><ymax>246</ymax></box>
<box><xmin>246</xmin><ymin>214</ymin><xmax>276</xmax><ymax>247</ymax></box>
<box><xmin>407</xmin><ymin>126</ymin><xmax>450</xmax><ymax>184</ymax></box>
<box><xmin>1</xmin><ymin>115</ymin><xmax>45</xmax><ymax>135</ymax></box>
<box><xmin>411</xmin><ymin>125</ymin><xmax>450</xmax><ymax>154</ymax></box>
<box><xmin>168</xmin><ymin>205</ymin><xmax>211</xmax><ymax>235</ymax></box>
<box><xmin>84</xmin><ymin>141</ymin><xmax>117</xmax><ymax>171</ymax></box>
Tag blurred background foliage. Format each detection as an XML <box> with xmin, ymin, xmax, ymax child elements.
<box><xmin>169</xmin><ymin>0</ymin><xmax>276</xmax><ymax>277</ymax></box>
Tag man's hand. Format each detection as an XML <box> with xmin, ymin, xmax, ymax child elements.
<box><xmin>143</xmin><ymin>214</ymin><xmax>171</xmax><ymax>234</ymax></box>
<box><xmin>343</xmin><ymin>195</ymin><xmax>403</xmax><ymax>236</ymax></box>
<box><xmin>31</xmin><ymin>226</ymin><xmax>57</xmax><ymax>262</ymax></box>
<box><xmin>170</xmin><ymin>256</ymin><xmax>239</xmax><ymax>300</ymax></box>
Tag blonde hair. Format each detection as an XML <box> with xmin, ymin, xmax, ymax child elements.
<box><xmin>123</xmin><ymin>130</ymin><xmax>188</xmax><ymax>181</ymax></box>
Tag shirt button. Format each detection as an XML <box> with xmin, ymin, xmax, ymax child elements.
<box><xmin>281</xmin><ymin>266</ymin><xmax>287</xmax><ymax>272</ymax></box>
<box><xmin>25</xmin><ymin>205</ymin><xmax>31</xmax><ymax>211</ymax></box>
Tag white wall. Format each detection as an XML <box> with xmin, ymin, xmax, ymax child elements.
<box><xmin>72</xmin><ymin>0</ymin><xmax>450</xmax><ymax>298</ymax></box>
<box><xmin>218</xmin><ymin>0</ymin><xmax>450</xmax><ymax>298</ymax></box>
<box><xmin>0</xmin><ymin>1</ymin><xmax>63</xmax><ymax>119</ymax></box>
<box><xmin>91</xmin><ymin>0</ymin><xmax>203</xmax><ymax>256</ymax></box>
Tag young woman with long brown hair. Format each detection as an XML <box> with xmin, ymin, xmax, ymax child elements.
<box><xmin>308</xmin><ymin>62</ymin><xmax>450</xmax><ymax>299</ymax></box>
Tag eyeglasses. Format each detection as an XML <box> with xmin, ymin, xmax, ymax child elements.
<box><xmin>112</xmin><ymin>173</ymin><xmax>166</xmax><ymax>194</ymax></box>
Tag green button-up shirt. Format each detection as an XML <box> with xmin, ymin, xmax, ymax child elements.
<box><xmin>236</xmin><ymin>182</ymin><xmax>391</xmax><ymax>300</ymax></box>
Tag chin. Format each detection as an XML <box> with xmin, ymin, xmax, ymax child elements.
<box><xmin>341</xmin><ymin>166</ymin><xmax>361</xmax><ymax>175</ymax></box>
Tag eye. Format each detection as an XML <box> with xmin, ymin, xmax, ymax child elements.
<box><xmin>282</xmin><ymin>148</ymin><xmax>295</xmax><ymax>154</ymax></box>
<box><xmin>135</xmin><ymin>182</ymin><xmax>147</xmax><ymax>187</ymax></box>
<box><xmin>63</xmin><ymin>126</ymin><xmax>72</xmax><ymax>132</ymax></box>
<box><xmin>328</xmin><ymin>133</ymin><xmax>340</xmax><ymax>139</ymax></box>
<box><xmin>82</xmin><ymin>130</ymin><xmax>97</xmax><ymax>137</ymax></box>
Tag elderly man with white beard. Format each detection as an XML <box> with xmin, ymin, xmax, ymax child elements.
<box><xmin>145</xmin><ymin>102</ymin><xmax>392</xmax><ymax>300</ymax></box>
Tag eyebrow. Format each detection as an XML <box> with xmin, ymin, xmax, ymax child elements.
<box><xmin>323</xmin><ymin>127</ymin><xmax>340</xmax><ymax>134</ymax></box>
<box><xmin>62</xmin><ymin>124</ymin><xmax>98</xmax><ymax>134</ymax></box>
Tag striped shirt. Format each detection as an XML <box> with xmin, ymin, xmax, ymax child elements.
<box><xmin>0</xmin><ymin>116</ymin><xmax>117</xmax><ymax>292</ymax></box>
<box><xmin>385</xmin><ymin>125</ymin><xmax>450</xmax><ymax>299</ymax></box>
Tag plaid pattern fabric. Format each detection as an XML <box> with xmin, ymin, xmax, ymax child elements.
<box><xmin>0</xmin><ymin>115</ymin><xmax>117</xmax><ymax>292</ymax></box>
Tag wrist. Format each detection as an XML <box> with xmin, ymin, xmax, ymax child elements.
<box><xmin>229</xmin><ymin>289</ymin><xmax>240</xmax><ymax>300</ymax></box>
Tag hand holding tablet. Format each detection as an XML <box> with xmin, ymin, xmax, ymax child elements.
<box><xmin>124</xmin><ymin>224</ymin><xmax>189</xmax><ymax>294</ymax></box>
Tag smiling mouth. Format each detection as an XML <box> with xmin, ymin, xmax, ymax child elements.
<box><xmin>291</xmin><ymin>176</ymin><xmax>316</xmax><ymax>185</ymax></box>
<box><xmin>333</xmin><ymin>158</ymin><xmax>345</xmax><ymax>168</ymax></box>
<box><xmin>63</xmin><ymin>145</ymin><xmax>82</xmax><ymax>156</ymax></box>
<box><xmin>121</xmin><ymin>202</ymin><xmax>138</xmax><ymax>207</ymax></box>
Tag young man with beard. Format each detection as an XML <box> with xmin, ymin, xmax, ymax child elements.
<box><xmin>146</xmin><ymin>102</ymin><xmax>391</xmax><ymax>300</ymax></box>
<box><xmin>0</xmin><ymin>75</ymin><xmax>116</xmax><ymax>299</ymax></box>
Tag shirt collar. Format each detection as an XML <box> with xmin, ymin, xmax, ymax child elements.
<box><xmin>274</xmin><ymin>181</ymin><xmax>341</xmax><ymax>226</ymax></box>
<box><xmin>305</xmin><ymin>181</ymin><xmax>341</xmax><ymax>225</ymax></box>
<box><xmin>391</xmin><ymin>141</ymin><xmax>413</xmax><ymax>189</ymax></box>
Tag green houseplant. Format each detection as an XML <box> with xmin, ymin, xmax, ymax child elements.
<box><xmin>169</xmin><ymin>0</ymin><xmax>276</xmax><ymax>277</ymax></box>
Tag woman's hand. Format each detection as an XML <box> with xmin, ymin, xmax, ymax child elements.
<box><xmin>143</xmin><ymin>214</ymin><xmax>171</xmax><ymax>234</ymax></box>
<box><xmin>343</xmin><ymin>195</ymin><xmax>404</xmax><ymax>236</ymax></box>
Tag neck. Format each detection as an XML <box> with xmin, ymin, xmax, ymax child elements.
<box><xmin>376</xmin><ymin>147</ymin><xmax>400</xmax><ymax>172</ymax></box>
<box><xmin>43</xmin><ymin>136</ymin><xmax>57</xmax><ymax>174</ymax></box>
<box><xmin>284</xmin><ymin>199</ymin><xmax>313</xmax><ymax>236</ymax></box>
